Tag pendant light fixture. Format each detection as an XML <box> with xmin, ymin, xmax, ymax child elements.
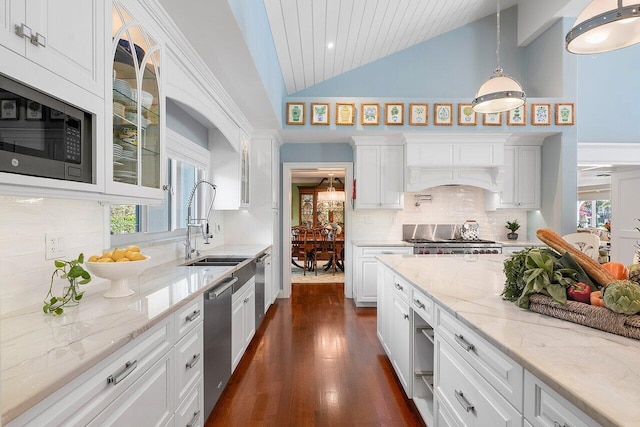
<box><xmin>472</xmin><ymin>0</ymin><xmax>526</xmax><ymax>114</ymax></box>
<box><xmin>566</xmin><ymin>0</ymin><xmax>640</xmax><ymax>54</ymax></box>
<box><xmin>317</xmin><ymin>174</ymin><xmax>345</xmax><ymax>203</ymax></box>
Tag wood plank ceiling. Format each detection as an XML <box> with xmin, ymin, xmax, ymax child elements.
<box><xmin>264</xmin><ymin>0</ymin><xmax>521</xmax><ymax>94</ymax></box>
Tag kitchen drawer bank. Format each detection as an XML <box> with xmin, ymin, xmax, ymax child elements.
<box><xmin>1</xmin><ymin>244</ymin><xmax>270</xmax><ymax>425</ymax></box>
<box><xmin>377</xmin><ymin>254</ymin><xmax>640</xmax><ymax>427</ymax></box>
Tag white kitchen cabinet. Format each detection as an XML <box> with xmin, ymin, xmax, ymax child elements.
<box><xmin>108</xmin><ymin>0</ymin><xmax>165</xmax><ymax>201</ymax></box>
<box><xmin>175</xmin><ymin>324</ymin><xmax>203</xmax><ymax>408</ymax></box>
<box><xmin>390</xmin><ymin>281</ymin><xmax>412</xmax><ymax>397</ymax></box>
<box><xmin>413</xmin><ymin>302</ymin><xmax>436</xmax><ymax>427</ymax></box>
<box><xmin>211</xmin><ymin>129</ymin><xmax>250</xmax><ymax>210</ymax></box>
<box><xmin>353</xmin><ymin>142</ymin><xmax>404</xmax><ymax>209</ymax></box>
<box><xmin>264</xmin><ymin>250</ymin><xmax>273</xmax><ymax>312</ymax></box>
<box><xmin>87</xmin><ymin>350</ymin><xmax>174</xmax><ymax>427</ymax></box>
<box><xmin>354</xmin><ymin>245</ymin><xmax>412</xmax><ymax>306</ymax></box>
<box><xmin>498</xmin><ymin>145</ymin><xmax>541</xmax><ymax>209</ymax></box>
<box><xmin>435</xmin><ymin>306</ymin><xmax>523</xmax><ymax>410</ymax></box>
<box><xmin>232</xmin><ymin>278</ymin><xmax>256</xmax><ymax>371</ymax></box>
<box><xmin>0</xmin><ymin>0</ymin><xmax>104</xmax><ymax>96</ymax></box>
<box><xmin>7</xmin><ymin>316</ymin><xmax>174</xmax><ymax>426</ymax></box>
<box><xmin>175</xmin><ymin>381</ymin><xmax>204</xmax><ymax>427</ymax></box>
<box><xmin>435</xmin><ymin>337</ymin><xmax>521</xmax><ymax>427</ymax></box>
<box><xmin>524</xmin><ymin>370</ymin><xmax>599</xmax><ymax>427</ymax></box>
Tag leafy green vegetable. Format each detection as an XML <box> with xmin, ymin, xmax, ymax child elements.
<box><xmin>502</xmin><ymin>247</ymin><xmax>558</xmax><ymax>301</ymax></box>
<box><xmin>502</xmin><ymin>247</ymin><xmax>578</xmax><ymax>309</ymax></box>
<box><xmin>556</xmin><ymin>252</ymin><xmax>597</xmax><ymax>291</ymax></box>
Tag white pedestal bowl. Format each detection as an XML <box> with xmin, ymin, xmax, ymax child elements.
<box><xmin>85</xmin><ymin>257</ymin><xmax>150</xmax><ymax>298</ymax></box>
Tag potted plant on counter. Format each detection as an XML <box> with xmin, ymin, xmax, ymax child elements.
<box><xmin>43</xmin><ymin>253</ymin><xmax>91</xmax><ymax>315</ymax></box>
<box><xmin>506</xmin><ymin>220</ymin><xmax>520</xmax><ymax>240</ymax></box>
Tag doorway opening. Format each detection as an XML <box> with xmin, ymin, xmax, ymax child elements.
<box><xmin>282</xmin><ymin>162</ymin><xmax>353</xmax><ymax>299</ymax></box>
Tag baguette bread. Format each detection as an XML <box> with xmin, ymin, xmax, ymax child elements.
<box><xmin>536</xmin><ymin>228</ymin><xmax>615</xmax><ymax>287</ymax></box>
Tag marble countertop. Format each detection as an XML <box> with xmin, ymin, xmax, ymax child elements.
<box><xmin>377</xmin><ymin>254</ymin><xmax>640</xmax><ymax>427</ymax></box>
<box><xmin>1</xmin><ymin>244</ymin><xmax>270</xmax><ymax>424</ymax></box>
<box><xmin>352</xmin><ymin>240</ymin><xmax>413</xmax><ymax>247</ymax></box>
<box><xmin>497</xmin><ymin>239</ymin><xmax>547</xmax><ymax>247</ymax></box>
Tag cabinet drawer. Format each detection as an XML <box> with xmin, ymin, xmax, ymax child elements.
<box><xmin>435</xmin><ymin>307</ymin><xmax>523</xmax><ymax>411</ymax></box>
<box><xmin>391</xmin><ymin>273</ymin><xmax>411</xmax><ymax>303</ymax></box>
<box><xmin>435</xmin><ymin>338</ymin><xmax>521</xmax><ymax>427</ymax></box>
<box><xmin>360</xmin><ymin>246</ymin><xmax>413</xmax><ymax>257</ymax></box>
<box><xmin>176</xmin><ymin>381</ymin><xmax>204</xmax><ymax>427</ymax></box>
<box><xmin>411</xmin><ymin>288</ymin><xmax>434</xmax><ymax>324</ymax></box>
<box><xmin>175</xmin><ymin>296</ymin><xmax>203</xmax><ymax>341</ymax></box>
<box><xmin>175</xmin><ymin>323</ymin><xmax>204</xmax><ymax>406</ymax></box>
<box><xmin>14</xmin><ymin>317</ymin><xmax>173</xmax><ymax>426</ymax></box>
<box><xmin>88</xmin><ymin>350</ymin><xmax>174</xmax><ymax>427</ymax></box>
<box><xmin>524</xmin><ymin>370</ymin><xmax>599</xmax><ymax>427</ymax></box>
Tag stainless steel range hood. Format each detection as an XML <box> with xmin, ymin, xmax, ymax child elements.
<box><xmin>403</xmin><ymin>133</ymin><xmax>511</xmax><ymax>192</ymax></box>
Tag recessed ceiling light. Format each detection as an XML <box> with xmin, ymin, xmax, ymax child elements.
<box><xmin>327</xmin><ymin>42</ymin><xmax>334</xmax><ymax>49</ymax></box>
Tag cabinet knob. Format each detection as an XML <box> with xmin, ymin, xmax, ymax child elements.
<box><xmin>403</xmin><ymin>313</ymin><xmax>409</xmax><ymax>320</ymax></box>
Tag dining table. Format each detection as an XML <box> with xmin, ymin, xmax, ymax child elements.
<box><xmin>291</xmin><ymin>235</ymin><xmax>344</xmax><ymax>272</ymax></box>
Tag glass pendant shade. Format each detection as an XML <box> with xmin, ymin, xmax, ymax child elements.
<box><xmin>317</xmin><ymin>187</ymin><xmax>345</xmax><ymax>202</ymax></box>
<box><xmin>566</xmin><ymin>0</ymin><xmax>640</xmax><ymax>54</ymax></box>
<box><xmin>472</xmin><ymin>69</ymin><xmax>526</xmax><ymax>113</ymax></box>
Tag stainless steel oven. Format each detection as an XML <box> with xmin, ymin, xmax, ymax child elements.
<box><xmin>0</xmin><ymin>75</ymin><xmax>93</xmax><ymax>183</ymax></box>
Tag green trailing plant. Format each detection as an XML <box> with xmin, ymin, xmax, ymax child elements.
<box><xmin>43</xmin><ymin>253</ymin><xmax>91</xmax><ymax>316</ymax></box>
<box><xmin>505</xmin><ymin>219</ymin><xmax>521</xmax><ymax>233</ymax></box>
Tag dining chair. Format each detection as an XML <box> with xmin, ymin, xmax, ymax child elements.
<box><xmin>318</xmin><ymin>226</ymin><xmax>337</xmax><ymax>275</ymax></box>
<box><xmin>562</xmin><ymin>232</ymin><xmax>601</xmax><ymax>262</ymax></box>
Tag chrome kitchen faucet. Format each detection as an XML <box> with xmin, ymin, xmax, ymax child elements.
<box><xmin>185</xmin><ymin>180</ymin><xmax>217</xmax><ymax>259</ymax></box>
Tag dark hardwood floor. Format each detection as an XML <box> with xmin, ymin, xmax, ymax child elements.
<box><xmin>206</xmin><ymin>283</ymin><xmax>425</xmax><ymax>427</ymax></box>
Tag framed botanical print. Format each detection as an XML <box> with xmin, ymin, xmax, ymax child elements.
<box><xmin>385</xmin><ymin>103</ymin><xmax>404</xmax><ymax>125</ymax></box>
<box><xmin>409</xmin><ymin>103</ymin><xmax>428</xmax><ymax>125</ymax></box>
<box><xmin>286</xmin><ymin>102</ymin><xmax>305</xmax><ymax>125</ymax></box>
<box><xmin>434</xmin><ymin>103</ymin><xmax>453</xmax><ymax>126</ymax></box>
<box><xmin>360</xmin><ymin>103</ymin><xmax>379</xmax><ymax>125</ymax></box>
<box><xmin>532</xmin><ymin>103</ymin><xmax>551</xmax><ymax>125</ymax></box>
<box><xmin>26</xmin><ymin>100</ymin><xmax>43</xmax><ymax>120</ymax></box>
<box><xmin>457</xmin><ymin>103</ymin><xmax>476</xmax><ymax>126</ymax></box>
<box><xmin>0</xmin><ymin>99</ymin><xmax>18</xmax><ymax>120</ymax></box>
<box><xmin>483</xmin><ymin>112</ymin><xmax>502</xmax><ymax>126</ymax></box>
<box><xmin>555</xmin><ymin>103</ymin><xmax>574</xmax><ymax>125</ymax></box>
<box><xmin>507</xmin><ymin>105</ymin><xmax>526</xmax><ymax>126</ymax></box>
<box><xmin>311</xmin><ymin>103</ymin><xmax>330</xmax><ymax>125</ymax></box>
<box><xmin>336</xmin><ymin>103</ymin><xmax>355</xmax><ymax>125</ymax></box>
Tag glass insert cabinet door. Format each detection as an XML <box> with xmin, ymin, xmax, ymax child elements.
<box><xmin>112</xmin><ymin>2</ymin><xmax>161</xmax><ymax>190</ymax></box>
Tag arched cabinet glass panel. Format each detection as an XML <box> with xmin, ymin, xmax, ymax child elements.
<box><xmin>112</xmin><ymin>2</ymin><xmax>161</xmax><ymax>190</ymax></box>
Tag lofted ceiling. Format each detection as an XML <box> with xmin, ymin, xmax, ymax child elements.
<box><xmin>264</xmin><ymin>0</ymin><xmax>520</xmax><ymax>94</ymax></box>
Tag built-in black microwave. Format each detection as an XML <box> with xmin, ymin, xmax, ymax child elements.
<box><xmin>0</xmin><ymin>75</ymin><xmax>93</xmax><ymax>183</ymax></box>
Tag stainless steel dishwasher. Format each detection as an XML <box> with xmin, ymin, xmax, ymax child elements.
<box><xmin>255</xmin><ymin>252</ymin><xmax>270</xmax><ymax>329</ymax></box>
<box><xmin>203</xmin><ymin>259</ymin><xmax>257</xmax><ymax>419</ymax></box>
<box><xmin>203</xmin><ymin>275</ymin><xmax>235</xmax><ymax>420</ymax></box>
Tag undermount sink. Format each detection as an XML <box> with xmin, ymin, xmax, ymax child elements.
<box><xmin>182</xmin><ymin>256</ymin><xmax>250</xmax><ymax>267</ymax></box>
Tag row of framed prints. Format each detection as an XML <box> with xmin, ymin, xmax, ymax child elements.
<box><xmin>286</xmin><ymin>102</ymin><xmax>575</xmax><ymax>126</ymax></box>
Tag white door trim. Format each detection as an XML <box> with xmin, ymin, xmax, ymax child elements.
<box><xmin>282</xmin><ymin>162</ymin><xmax>354</xmax><ymax>299</ymax></box>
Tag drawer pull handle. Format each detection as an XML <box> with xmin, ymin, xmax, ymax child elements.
<box><xmin>14</xmin><ymin>23</ymin><xmax>31</xmax><ymax>39</ymax></box>
<box><xmin>553</xmin><ymin>423</ymin><xmax>570</xmax><ymax>427</ymax></box>
<box><xmin>454</xmin><ymin>334</ymin><xmax>475</xmax><ymax>352</ymax></box>
<box><xmin>186</xmin><ymin>309</ymin><xmax>201</xmax><ymax>322</ymax></box>
<box><xmin>186</xmin><ymin>353</ymin><xmax>201</xmax><ymax>369</ymax></box>
<box><xmin>381</xmin><ymin>251</ymin><xmax>393</xmax><ymax>254</ymax></box>
<box><xmin>186</xmin><ymin>410</ymin><xmax>200</xmax><ymax>427</ymax></box>
<box><xmin>413</xmin><ymin>298</ymin><xmax>425</xmax><ymax>309</ymax></box>
<box><xmin>394</xmin><ymin>283</ymin><xmax>404</xmax><ymax>291</ymax></box>
<box><xmin>455</xmin><ymin>390</ymin><xmax>474</xmax><ymax>412</ymax></box>
<box><xmin>403</xmin><ymin>313</ymin><xmax>409</xmax><ymax>320</ymax></box>
<box><xmin>244</xmin><ymin>297</ymin><xmax>250</xmax><ymax>303</ymax></box>
<box><xmin>107</xmin><ymin>360</ymin><xmax>137</xmax><ymax>385</ymax></box>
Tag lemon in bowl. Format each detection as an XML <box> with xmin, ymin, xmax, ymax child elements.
<box><xmin>85</xmin><ymin>248</ymin><xmax>150</xmax><ymax>298</ymax></box>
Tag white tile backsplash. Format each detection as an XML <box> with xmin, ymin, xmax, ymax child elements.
<box><xmin>351</xmin><ymin>186</ymin><xmax>528</xmax><ymax>242</ymax></box>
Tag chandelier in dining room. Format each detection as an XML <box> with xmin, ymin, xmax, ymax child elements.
<box><xmin>317</xmin><ymin>174</ymin><xmax>345</xmax><ymax>212</ymax></box>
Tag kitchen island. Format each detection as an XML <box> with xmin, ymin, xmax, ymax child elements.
<box><xmin>0</xmin><ymin>244</ymin><xmax>270</xmax><ymax>425</ymax></box>
<box><xmin>378</xmin><ymin>253</ymin><xmax>640</xmax><ymax>427</ymax></box>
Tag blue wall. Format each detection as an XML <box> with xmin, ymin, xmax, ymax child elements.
<box><xmin>280</xmin><ymin>143</ymin><xmax>353</xmax><ymax>162</ymax></box>
<box><xmin>166</xmin><ymin>99</ymin><xmax>208</xmax><ymax>148</ymax></box>
<box><xmin>577</xmin><ymin>42</ymin><xmax>640</xmax><ymax>142</ymax></box>
<box><xmin>227</xmin><ymin>0</ymin><xmax>287</xmax><ymax>124</ymax></box>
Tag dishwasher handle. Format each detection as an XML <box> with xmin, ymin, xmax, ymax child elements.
<box><xmin>257</xmin><ymin>253</ymin><xmax>270</xmax><ymax>263</ymax></box>
<box><xmin>206</xmin><ymin>276</ymin><xmax>237</xmax><ymax>299</ymax></box>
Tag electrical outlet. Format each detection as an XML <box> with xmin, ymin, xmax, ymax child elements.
<box><xmin>45</xmin><ymin>233</ymin><xmax>65</xmax><ymax>260</ymax></box>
